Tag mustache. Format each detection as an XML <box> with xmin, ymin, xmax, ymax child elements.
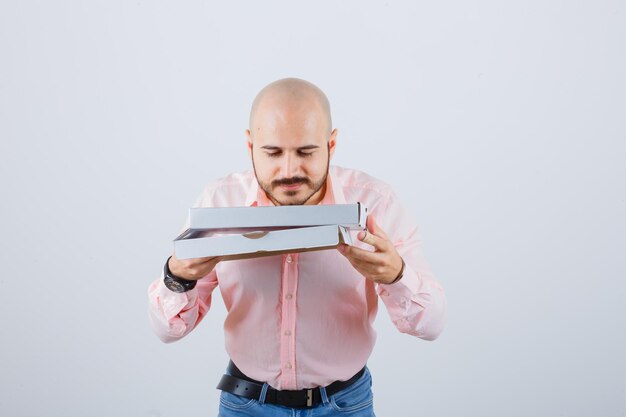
<box><xmin>272</xmin><ymin>177</ymin><xmax>311</xmax><ymax>187</ymax></box>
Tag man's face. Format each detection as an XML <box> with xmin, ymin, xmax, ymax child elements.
<box><xmin>247</xmin><ymin>106</ymin><xmax>336</xmax><ymax>206</ymax></box>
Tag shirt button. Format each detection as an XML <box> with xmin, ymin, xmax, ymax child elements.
<box><xmin>285</xmin><ymin>363</ymin><xmax>292</xmax><ymax>369</ymax></box>
<box><xmin>285</xmin><ymin>294</ymin><xmax>293</xmax><ymax>300</ymax></box>
<box><xmin>284</xmin><ymin>330</ymin><xmax>292</xmax><ymax>336</ymax></box>
<box><xmin>286</xmin><ymin>255</ymin><xmax>292</xmax><ymax>263</ymax></box>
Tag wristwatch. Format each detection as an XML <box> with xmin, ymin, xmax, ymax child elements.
<box><xmin>163</xmin><ymin>256</ymin><xmax>197</xmax><ymax>293</ymax></box>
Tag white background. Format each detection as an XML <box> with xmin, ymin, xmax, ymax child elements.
<box><xmin>1</xmin><ymin>1</ymin><xmax>625</xmax><ymax>416</ymax></box>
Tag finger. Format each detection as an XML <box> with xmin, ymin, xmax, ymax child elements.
<box><xmin>367</xmin><ymin>214</ymin><xmax>390</xmax><ymax>241</ymax></box>
<box><xmin>174</xmin><ymin>256</ymin><xmax>221</xmax><ymax>276</ymax></box>
<box><xmin>360</xmin><ymin>230</ymin><xmax>378</xmax><ymax>246</ymax></box>
<box><xmin>184</xmin><ymin>257</ymin><xmax>222</xmax><ymax>279</ymax></box>
<box><xmin>339</xmin><ymin>248</ymin><xmax>390</xmax><ymax>281</ymax></box>
<box><xmin>337</xmin><ymin>245</ymin><xmax>373</xmax><ymax>272</ymax></box>
<box><xmin>339</xmin><ymin>243</ymin><xmax>385</xmax><ymax>264</ymax></box>
<box><xmin>177</xmin><ymin>254</ymin><xmax>220</xmax><ymax>265</ymax></box>
<box><xmin>357</xmin><ymin>229</ymin><xmax>389</xmax><ymax>252</ymax></box>
<box><xmin>196</xmin><ymin>256</ymin><xmax>221</xmax><ymax>265</ymax></box>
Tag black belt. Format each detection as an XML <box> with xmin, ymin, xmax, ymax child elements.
<box><xmin>216</xmin><ymin>360</ymin><xmax>366</xmax><ymax>408</ymax></box>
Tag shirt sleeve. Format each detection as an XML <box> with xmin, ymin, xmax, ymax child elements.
<box><xmin>375</xmin><ymin>192</ymin><xmax>447</xmax><ymax>341</ymax></box>
<box><xmin>147</xmin><ymin>270</ymin><xmax>219</xmax><ymax>343</ymax></box>
<box><xmin>147</xmin><ymin>187</ymin><xmax>220</xmax><ymax>343</ymax></box>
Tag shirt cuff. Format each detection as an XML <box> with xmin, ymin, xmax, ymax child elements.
<box><xmin>378</xmin><ymin>265</ymin><xmax>421</xmax><ymax>298</ymax></box>
<box><xmin>152</xmin><ymin>278</ymin><xmax>199</xmax><ymax>320</ymax></box>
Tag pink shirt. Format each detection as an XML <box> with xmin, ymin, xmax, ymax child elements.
<box><xmin>148</xmin><ymin>165</ymin><xmax>447</xmax><ymax>390</ymax></box>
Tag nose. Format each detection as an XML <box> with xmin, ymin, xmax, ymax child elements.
<box><xmin>279</xmin><ymin>152</ymin><xmax>301</xmax><ymax>179</ymax></box>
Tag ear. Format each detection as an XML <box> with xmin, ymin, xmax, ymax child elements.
<box><xmin>328</xmin><ymin>128</ymin><xmax>338</xmax><ymax>159</ymax></box>
<box><xmin>245</xmin><ymin>129</ymin><xmax>253</xmax><ymax>157</ymax></box>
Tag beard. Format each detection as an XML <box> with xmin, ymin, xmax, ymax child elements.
<box><xmin>252</xmin><ymin>144</ymin><xmax>330</xmax><ymax>206</ymax></box>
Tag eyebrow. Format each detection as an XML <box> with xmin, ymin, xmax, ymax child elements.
<box><xmin>260</xmin><ymin>145</ymin><xmax>320</xmax><ymax>151</ymax></box>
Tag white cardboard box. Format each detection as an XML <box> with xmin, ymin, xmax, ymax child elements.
<box><xmin>173</xmin><ymin>203</ymin><xmax>367</xmax><ymax>260</ymax></box>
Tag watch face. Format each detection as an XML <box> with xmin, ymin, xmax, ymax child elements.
<box><xmin>165</xmin><ymin>277</ymin><xmax>185</xmax><ymax>293</ymax></box>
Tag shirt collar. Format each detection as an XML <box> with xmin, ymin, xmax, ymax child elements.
<box><xmin>244</xmin><ymin>166</ymin><xmax>346</xmax><ymax>207</ymax></box>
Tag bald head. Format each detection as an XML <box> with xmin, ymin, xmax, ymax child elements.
<box><xmin>248</xmin><ymin>78</ymin><xmax>332</xmax><ymax>140</ymax></box>
<box><xmin>246</xmin><ymin>78</ymin><xmax>338</xmax><ymax>206</ymax></box>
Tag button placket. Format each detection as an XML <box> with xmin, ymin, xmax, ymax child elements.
<box><xmin>279</xmin><ymin>253</ymin><xmax>299</xmax><ymax>389</ymax></box>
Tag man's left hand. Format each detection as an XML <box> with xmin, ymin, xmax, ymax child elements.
<box><xmin>337</xmin><ymin>214</ymin><xmax>404</xmax><ymax>285</ymax></box>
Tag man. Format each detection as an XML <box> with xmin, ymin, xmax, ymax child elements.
<box><xmin>148</xmin><ymin>78</ymin><xmax>447</xmax><ymax>416</ymax></box>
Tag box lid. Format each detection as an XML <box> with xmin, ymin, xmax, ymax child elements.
<box><xmin>189</xmin><ymin>203</ymin><xmax>367</xmax><ymax>231</ymax></box>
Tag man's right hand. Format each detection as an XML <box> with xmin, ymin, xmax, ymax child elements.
<box><xmin>168</xmin><ymin>253</ymin><xmax>222</xmax><ymax>281</ymax></box>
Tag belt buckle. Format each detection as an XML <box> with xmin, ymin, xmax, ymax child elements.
<box><xmin>306</xmin><ymin>389</ymin><xmax>313</xmax><ymax>407</ymax></box>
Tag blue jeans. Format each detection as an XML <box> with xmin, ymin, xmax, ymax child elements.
<box><xmin>218</xmin><ymin>367</ymin><xmax>376</xmax><ymax>416</ymax></box>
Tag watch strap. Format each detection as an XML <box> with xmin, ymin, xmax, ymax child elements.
<box><xmin>163</xmin><ymin>256</ymin><xmax>197</xmax><ymax>293</ymax></box>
